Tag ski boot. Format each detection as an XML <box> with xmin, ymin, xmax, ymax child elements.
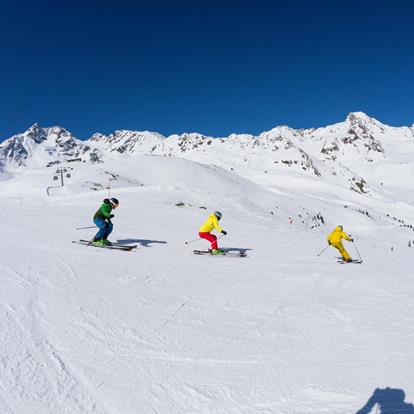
<box><xmin>212</xmin><ymin>249</ymin><xmax>225</xmax><ymax>255</ymax></box>
<box><xmin>92</xmin><ymin>239</ymin><xmax>105</xmax><ymax>247</ymax></box>
<box><xmin>103</xmin><ymin>239</ymin><xmax>112</xmax><ymax>246</ymax></box>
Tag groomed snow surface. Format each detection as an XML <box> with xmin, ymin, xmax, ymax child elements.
<box><xmin>1</xmin><ymin>156</ymin><xmax>413</xmax><ymax>414</ymax></box>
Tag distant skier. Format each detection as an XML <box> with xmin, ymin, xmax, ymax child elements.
<box><xmin>199</xmin><ymin>211</ymin><xmax>227</xmax><ymax>255</ymax></box>
<box><xmin>92</xmin><ymin>198</ymin><xmax>119</xmax><ymax>246</ymax></box>
<box><xmin>326</xmin><ymin>225</ymin><xmax>353</xmax><ymax>262</ymax></box>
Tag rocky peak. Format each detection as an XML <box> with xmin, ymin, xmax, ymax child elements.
<box><xmin>90</xmin><ymin>130</ymin><xmax>165</xmax><ymax>154</ymax></box>
<box><xmin>340</xmin><ymin>112</ymin><xmax>385</xmax><ymax>154</ymax></box>
<box><xmin>25</xmin><ymin>123</ymin><xmax>48</xmax><ymax>144</ymax></box>
<box><xmin>346</xmin><ymin>111</ymin><xmax>372</xmax><ymax>123</ymax></box>
<box><xmin>0</xmin><ymin>124</ymin><xmax>47</xmax><ymax>165</ymax></box>
<box><xmin>0</xmin><ymin>124</ymin><xmax>103</xmax><ymax>167</ymax></box>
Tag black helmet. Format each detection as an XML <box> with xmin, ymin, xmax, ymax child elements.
<box><xmin>214</xmin><ymin>211</ymin><xmax>222</xmax><ymax>220</ymax></box>
<box><xmin>110</xmin><ymin>197</ymin><xmax>119</xmax><ymax>206</ymax></box>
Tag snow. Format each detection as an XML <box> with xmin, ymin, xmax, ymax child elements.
<box><xmin>1</xmin><ymin>149</ymin><xmax>413</xmax><ymax>413</ymax></box>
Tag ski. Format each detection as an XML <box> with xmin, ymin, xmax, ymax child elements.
<box><xmin>193</xmin><ymin>249</ymin><xmax>247</xmax><ymax>258</ymax></box>
<box><xmin>73</xmin><ymin>241</ymin><xmax>134</xmax><ymax>251</ymax></box>
<box><xmin>79</xmin><ymin>239</ymin><xmax>137</xmax><ymax>248</ymax></box>
<box><xmin>337</xmin><ymin>259</ymin><xmax>363</xmax><ymax>264</ymax></box>
<box><xmin>74</xmin><ymin>240</ymin><xmax>137</xmax><ymax>251</ymax></box>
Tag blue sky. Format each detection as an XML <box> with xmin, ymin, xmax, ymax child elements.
<box><xmin>1</xmin><ymin>0</ymin><xmax>413</xmax><ymax>141</ymax></box>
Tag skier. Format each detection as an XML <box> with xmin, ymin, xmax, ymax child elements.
<box><xmin>199</xmin><ymin>211</ymin><xmax>227</xmax><ymax>255</ymax></box>
<box><xmin>92</xmin><ymin>198</ymin><xmax>119</xmax><ymax>246</ymax></box>
<box><xmin>326</xmin><ymin>225</ymin><xmax>353</xmax><ymax>262</ymax></box>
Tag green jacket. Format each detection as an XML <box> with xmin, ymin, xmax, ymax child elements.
<box><xmin>94</xmin><ymin>200</ymin><xmax>113</xmax><ymax>221</ymax></box>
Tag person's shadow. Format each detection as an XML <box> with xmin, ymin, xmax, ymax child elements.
<box><xmin>116</xmin><ymin>238</ymin><xmax>167</xmax><ymax>247</ymax></box>
<box><xmin>356</xmin><ymin>388</ymin><xmax>414</xmax><ymax>414</ymax></box>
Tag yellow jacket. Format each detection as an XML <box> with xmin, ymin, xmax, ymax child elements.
<box><xmin>327</xmin><ymin>226</ymin><xmax>351</xmax><ymax>244</ymax></box>
<box><xmin>199</xmin><ymin>213</ymin><xmax>223</xmax><ymax>233</ymax></box>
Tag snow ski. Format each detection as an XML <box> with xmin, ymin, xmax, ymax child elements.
<box><xmin>74</xmin><ymin>240</ymin><xmax>137</xmax><ymax>251</ymax></box>
<box><xmin>337</xmin><ymin>259</ymin><xmax>363</xmax><ymax>264</ymax></box>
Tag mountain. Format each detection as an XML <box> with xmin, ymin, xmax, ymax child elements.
<box><xmin>90</xmin><ymin>130</ymin><xmax>165</xmax><ymax>155</ymax></box>
<box><xmin>0</xmin><ymin>123</ymin><xmax>103</xmax><ymax>168</ymax></box>
<box><xmin>1</xmin><ymin>113</ymin><xmax>414</xmax><ymax>194</ymax></box>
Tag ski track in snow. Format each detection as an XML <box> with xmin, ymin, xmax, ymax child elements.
<box><xmin>0</xmin><ymin>303</ymin><xmax>112</xmax><ymax>414</ymax></box>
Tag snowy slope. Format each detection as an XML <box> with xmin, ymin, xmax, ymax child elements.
<box><xmin>0</xmin><ymin>151</ymin><xmax>413</xmax><ymax>413</ymax></box>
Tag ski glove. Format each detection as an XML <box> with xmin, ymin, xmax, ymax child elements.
<box><xmin>328</xmin><ymin>241</ymin><xmax>331</xmax><ymax>245</ymax></box>
<box><xmin>221</xmin><ymin>230</ymin><xmax>227</xmax><ymax>235</ymax></box>
<box><xmin>109</xmin><ymin>214</ymin><xmax>114</xmax><ymax>218</ymax></box>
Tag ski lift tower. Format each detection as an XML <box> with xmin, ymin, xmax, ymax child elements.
<box><xmin>54</xmin><ymin>167</ymin><xmax>71</xmax><ymax>187</ymax></box>
<box><xmin>48</xmin><ymin>167</ymin><xmax>72</xmax><ymax>196</ymax></box>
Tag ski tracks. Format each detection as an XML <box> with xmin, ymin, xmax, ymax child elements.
<box><xmin>153</xmin><ymin>296</ymin><xmax>193</xmax><ymax>334</ymax></box>
<box><xmin>0</xmin><ymin>247</ymin><xmax>118</xmax><ymax>413</ymax></box>
<box><xmin>0</xmin><ymin>303</ymin><xmax>113</xmax><ymax>414</ymax></box>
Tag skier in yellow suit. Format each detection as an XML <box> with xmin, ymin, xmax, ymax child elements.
<box><xmin>199</xmin><ymin>211</ymin><xmax>227</xmax><ymax>255</ymax></box>
<box><xmin>327</xmin><ymin>225</ymin><xmax>354</xmax><ymax>262</ymax></box>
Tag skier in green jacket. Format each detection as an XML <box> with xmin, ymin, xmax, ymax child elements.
<box><xmin>92</xmin><ymin>198</ymin><xmax>119</xmax><ymax>246</ymax></box>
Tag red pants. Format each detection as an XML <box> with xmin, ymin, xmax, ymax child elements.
<box><xmin>199</xmin><ymin>232</ymin><xmax>218</xmax><ymax>250</ymax></box>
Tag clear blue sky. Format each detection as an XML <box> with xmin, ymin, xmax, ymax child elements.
<box><xmin>1</xmin><ymin>0</ymin><xmax>413</xmax><ymax>141</ymax></box>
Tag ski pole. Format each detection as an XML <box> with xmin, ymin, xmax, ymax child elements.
<box><xmin>316</xmin><ymin>245</ymin><xmax>329</xmax><ymax>257</ymax></box>
<box><xmin>185</xmin><ymin>237</ymin><xmax>202</xmax><ymax>245</ymax></box>
<box><xmin>185</xmin><ymin>233</ymin><xmax>225</xmax><ymax>245</ymax></box>
<box><xmin>352</xmin><ymin>240</ymin><xmax>363</xmax><ymax>261</ymax></box>
<box><xmin>76</xmin><ymin>226</ymin><xmax>96</xmax><ymax>230</ymax></box>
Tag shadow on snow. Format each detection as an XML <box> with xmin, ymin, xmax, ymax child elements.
<box><xmin>356</xmin><ymin>387</ymin><xmax>414</xmax><ymax>414</ymax></box>
<box><xmin>116</xmin><ymin>238</ymin><xmax>168</xmax><ymax>247</ymax></box>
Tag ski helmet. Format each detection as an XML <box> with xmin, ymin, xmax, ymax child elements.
<box><xmin>110</xmin><ymin>197</ymin><xmax>119</xmax><ymax>206</ymax></box>
<box><xmin>214</xmin><ymin>211</ymin><xmax>222</xmax><ymax>220</ymax></box>
<box><xmin>338</xmin><ymin>225</ymin><xmax>343</xmax><ymax>230</ymax></box>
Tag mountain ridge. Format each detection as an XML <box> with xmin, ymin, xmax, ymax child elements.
<box><xmin>1</xmin><ymin>112</ymin><xmax>413</xmax><ymax>194</ymax></box>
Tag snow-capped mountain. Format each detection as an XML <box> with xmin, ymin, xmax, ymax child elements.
<box><xmin>0</xmin><ymin>123</ymin><xmax>102</xmax><ymax>168</ymax></box>
<box><xmin>87</xmin><ymin>112</ymin><xmax>414</xmax><ymax>189</ymax></box>
<box><xmin>1</xmin><ymin>112</ymin><xmax>414</xmax><ymax>194</ymax></box>
<box><xmin>90</xmin><ymin>130</ymin><xmax>165</xmax><ymax>155</ymax></box>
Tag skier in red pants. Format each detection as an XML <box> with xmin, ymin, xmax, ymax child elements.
<box><xmin>199</xmin><ymin>211</ymin><xmax>227</xmax><ymax>255</ymax></box>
